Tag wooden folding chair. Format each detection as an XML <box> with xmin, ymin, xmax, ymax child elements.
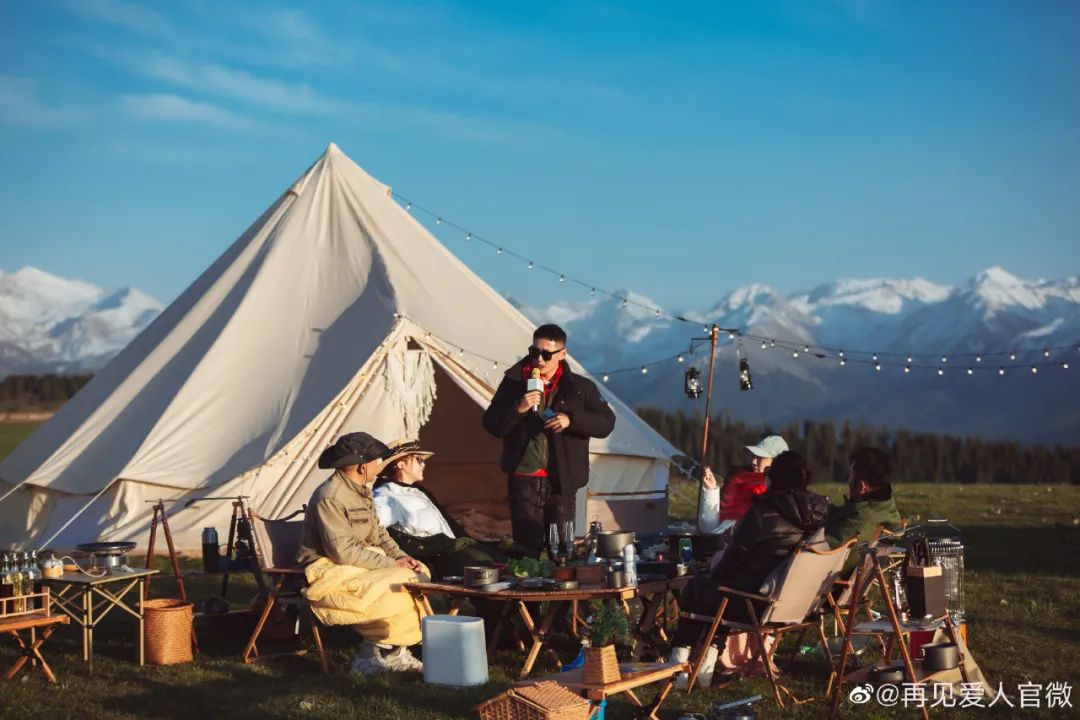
<box><xmin>681</xmin><ymin>541</ymin><xmax>854</xmax><ymax>706</ymax></box>
<box><xmin>2</xmin><ymin>588</ymin><xmax>69</xmax><ymax>684</ymax></box>
<box><xmin>241</xmin><ymin>508</ymin><xmax>329</xmax><ymax>672</ymax></box>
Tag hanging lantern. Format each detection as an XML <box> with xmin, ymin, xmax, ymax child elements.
<box><xmin>684</xmin><ymin>367</ymin><xmax>702</xmax><ymax>399</ymax></box>
<box><xmin>739</xmin><ymin>358</ymin><xmax>753</xmax><ymax>391</ymax></box>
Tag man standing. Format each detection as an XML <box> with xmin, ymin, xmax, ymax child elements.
<box><xmin>296</xmin><ymin>431</ymin><xmax>427</xmax><ymax>674</ymax></box>
<box><xmin>483</xmin><ymin>324</ymin><xmax>616</xmax><ymax>554</ymax></box>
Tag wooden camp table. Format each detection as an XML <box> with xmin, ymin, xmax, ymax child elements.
<box><xmin>406</xmin><ymin>580</ymin><xmax>665</xmax><ymax>678</ymax></box>
<box><xmin>630</xmin><ymin>573</ymin><xmax>693</xmax><ymax>660</ymax></box>
<box><xmin>519</xmin><ymin>660</ymin><xmax>690</xmax><ymax>720</ymax></box>
<box><xmin>41</xmin><ymin>568</ymin><xmax>159</xmax><ymax>672</ymax></box>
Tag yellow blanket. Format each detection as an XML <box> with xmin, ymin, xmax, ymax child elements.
<box><xmin>304</xmin><ymin>553</ymin><xmax>430</xmax><ymax>646</ymax></box>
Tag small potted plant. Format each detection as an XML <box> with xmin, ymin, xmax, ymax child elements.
<box><xmin>583</xmin><ymin>600</ymin><xmax>630</xmax><ymax>685</ymax></box>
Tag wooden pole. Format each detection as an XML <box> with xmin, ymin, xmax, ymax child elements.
<box><xmin>695</xmin><ymin>324</ymin><xmax>720</xmax><ymax>532</ymax></box>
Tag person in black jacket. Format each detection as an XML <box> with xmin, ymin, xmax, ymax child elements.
<box><xmin>669</xmin><ymin>451</ymin><xmax>829</xmax><ymax>685</ymax></box>
<box><xmin>482</xmin><ymin>324</ymin><xmax>616</xmax><ymax>555</ymax></box>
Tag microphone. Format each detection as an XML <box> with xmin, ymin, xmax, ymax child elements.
<box><xmin>527</xmin><ymin>368</ymin><xmax>543</xmax><ymax>412</ymax></box>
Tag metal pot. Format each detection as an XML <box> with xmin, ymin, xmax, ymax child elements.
<box><xmin>595</xmin><ymin>531</ymin><xmax>634</xmax><ymax>558</ymax></box>
<box><xmin>868</xmin><ymin>664</ymin><xmax>905</xmax><ymax>686</ymax></box>
<box><xmin>77</xmin><ymin>541</ymin><xmax>136</xmax><ymax>572</ymax></box>
<box><xmin>922</xmin><ymin>642</ymin><xmax>959</xmax><ymax>671</ymax></box>
<box><xmin>463</xmin><ymin>566</ymin><xmax>499</xmax><ymax>587</ymax></box>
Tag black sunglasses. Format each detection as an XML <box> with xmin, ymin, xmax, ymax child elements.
<box><xmin>528</xmin><ymin>345</ymin><xmax>564</xmax><ymax>362</ymax></box>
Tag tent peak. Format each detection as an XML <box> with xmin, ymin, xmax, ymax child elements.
<box><xmin>325</xmin><ymin>142</ymin><xmax>342</xmax><ymax>156</ymax></box>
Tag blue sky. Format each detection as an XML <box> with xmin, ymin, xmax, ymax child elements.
<box><xmin>1</xmin><ymin>0</ymin><xmax>1078</xmax><ymax>310</ymax></box>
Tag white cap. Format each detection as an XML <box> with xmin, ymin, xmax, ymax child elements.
<box><xmin>745</xmin><ymin>435</ymin><xmax>788</xmax><ymax>458</ymax></box>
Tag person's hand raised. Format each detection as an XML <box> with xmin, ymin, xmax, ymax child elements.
<box><xmin>702</xmin><ymin>467</ymin><xmax>718</xmax><ymax>490</ymax></box>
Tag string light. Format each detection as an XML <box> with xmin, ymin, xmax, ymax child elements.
<box><xmin>793</xmin><ymin>350</ymin><xmax>799</xmax><ymax>358</ymax></box>
<box><xmin>677</xmin><ymin>355</ymin><xmax>685</xmax><ymax>363</ymax></box>
<box><xmin>938</xmin><ymin>367</ymin><xmax>944</xmax><ymax>376</ymax></box>
<box><xmin>602</xmin><ymin>374</ymin><xmax>609</xmax><ymax>382</ymax></box>
<box><xmin>967</xmin><ymin>367</ymin><xmax>973</xmax><ymax>376</ymax></box>
<box><xmin>405</xmin><ymin>202</ymin><xmax>412</xmax><ymax>210</ymax></box>
<box><xmin>640</xmin><ymin>367</ymin><xmax>648</xmax><ymax>374</ymax></box>
<box><xmin>872</xmin><ymin>354</ymin><xmax>879</xmax><ymax>362</ymax></box>
<box><xmin>559</xmin><ymin>275</ymin><xmax>566</xmax><ymax>283</ymax></box>
<box><xmin>1010</xmin><ymin>353</ymin><xmax>1017</xmax><ymax>361</ymax></box>
<box><xmin>436</xmin><ymin>217</ymin><xmax>442</xmax><ymax>224</ymax></box>
<box><xmin>466</xmin><ymin>232</ymin><xmax>472</xmax><ymax>240</ymax></box>
<box><xmin>804</xmin><ymin>344</ymin><xmax>810</xmax><ymax>353</ymax></box>
<box><xmin>874</xmin><ymin>362</ymin><xmax>881</xmax><ymax>372</ymax></box>
<box><xmin>1031</xmin><ymin>366</ymin><xmax>1038</xmax><ymax>374</ymax></box>
<box><xmin>655</xmin><ymin>309</ymin><xmax>661</xmax><ymax>317</ymax></box>
<box><xmin>761</xmin><ymin>341</ymin><xmax>767</xmax><ymax>350</ymax></box>
<box><xmin>907</xmin><ymin>356</ymin><xmax>913</xmax><ymax>364</ymax></box>
<box><xmin>527</xmin><ymin>261</ymin><xmax>534</xmax><ymax>270</ymax></box>
<box><xmin>840</xmin><ymin>357</ymin><xmax>847</xmax><ymax>366</ymax></box>
<box><xmin>590</xmin><ymin>288</ymin><xmax>596</xmax><ymax>296</ymax></box>
<box><xmin>730</xmin><ymin>332</ymin><xmax>736</xmax><ymax>340</ymax></box>
<box><xmin>975</xmin><ymin>356</ymin><xmax>982</xmax><ymax>363</ymax></box>
<box><xmin>1044</xmin><ymin>348</ymin><xmax>1051</xmax><ymax>357</ymax></box>
<box><xmin>1064</xmin><ymin>362</ymin><xmax>1070</xmax><ymax>370</ymax></box>
<box><xmin>770</xmin><ymin>340</ymin><xmax>776</xmax><ymax>348</ymax></box>
<box><xmin>839</xmin><ymin>350</ymin><xmax>845</xmax><ymax>359</ymax></box>
<box><xmin>942</xmin><ymin>356</ymin><xmax>948</xmax><ymax>363</ymax></box>
<box><xmin>999</xmin><ymin>367</ymin><xmax>1005</xmax><ymax>376</ymax></box>
<box><xmin>904</xmin><ymin>365</ymin><xmax>911</xmax><ymax>374</ymax></box>
<box><xmin>496</xmin><ymin>247</ymin><xmax>502</xmax><ymax>255</ymax></box>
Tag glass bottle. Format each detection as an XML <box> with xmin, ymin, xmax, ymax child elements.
<box><xmin>0</xmin><ymin>554</ymin><xmax>14</xmax><ymax>612</ymax></box>
<box><xmin>26</xmin><ymin>551</ymin><xmax>42</xmax><ymax>610</ymax></box>
<box><xmin>11</xmin><ymin>552</ymin><xmax>25</xmax><ymax>613</ymax></box>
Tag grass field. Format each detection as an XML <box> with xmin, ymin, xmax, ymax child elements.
<box><xmin>0</xmin><ymin>422</ymin><xmax>41</xmax><ymax>460</ymax></box>
<box><xmin>2</xmin><ymin>424</ymin><xmax>1078</xmax><ymax>719</ymax></box>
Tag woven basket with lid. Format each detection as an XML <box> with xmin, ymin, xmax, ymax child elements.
<box><xmin>475</xmin><ymin>680</ymin><xmax>589</xmax><ymax>720</ymax></box>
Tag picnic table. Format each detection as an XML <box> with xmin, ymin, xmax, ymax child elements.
<box><xmin>41</xmin><ymin>568</ymin><xmax>159</xmax><ymax>671</ymax></box>
<box><xmin>405</xmin><ymin>575</ymin><xmax>692</xmax><ymax>677</ymax></box>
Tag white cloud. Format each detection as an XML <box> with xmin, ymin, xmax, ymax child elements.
<box><xmin>121</xmin><ymin>93</ymin><xmax>249</xmax><ymax>128</ymax></box>
<box><xmin>67</xmin><ymin>0</ymin><xmax>171</xmax><ymax>36</ymax></box>
<box><xmin>139</xmin><ymin>57</ymin><xmax>337</xmax><ymax>114</ymax></box>
<box><xmin>0</xmin><ymin>75</ymin><xmax>85</xmax><ymax>129</ymax></box>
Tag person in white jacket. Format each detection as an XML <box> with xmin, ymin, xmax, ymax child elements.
<box><xmin>697</xmin><ymin>435</ymin><xmax>789</xmax><ymax>536</ymax></box>
<box><xmin>373</xmin><ymin>439</ymin><xmax>517</xmax><ymax>578</ymax></box>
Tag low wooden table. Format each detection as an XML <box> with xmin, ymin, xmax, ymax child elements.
<box><xmin>630</xmin><ymin>574</ymin><xmax>693</xmax><ymax>660</ymax></box>
<box><xmin>41</xmin><ymin>568</ymin><xmax>159</xmax><ymax>672</ymax></box>
<box><xmin>521</xmin><ymin>660</ymin><xmax>689</xmax><ymax>720</ymax></box>
<box><xmin>406</xmin><ymin>581</ymin><xmax>648</xmax><ymax>677</ymax></box>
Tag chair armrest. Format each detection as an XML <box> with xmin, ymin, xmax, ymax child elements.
<box><xmin>715</xmin><ymin>585</ymin><xmax>771</xmax><ymax>603</ymax></box>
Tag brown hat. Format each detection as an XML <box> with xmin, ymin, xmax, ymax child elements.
<box><xmin>379</xmin><ymin>438</ymin><xmax>435</xmax><ymax>470</ymax></box>
<box><xmin>317</xmin><ymin>432</ymin><xmax>392</xmax><ymax>470</ymax></box>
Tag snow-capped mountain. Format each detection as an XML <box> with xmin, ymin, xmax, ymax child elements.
<box><xmin>0</xmin><ymin>267</ymin><xmax>163</xmax><ymax>376</ymax></box>
<box><xmin>523</xmin><ymin>266</ymin><xmax>1080</xmax><ymax>445</ymax></box>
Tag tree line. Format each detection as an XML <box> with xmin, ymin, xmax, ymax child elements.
<box><xmin>0</xmin><ymin>374</ymin><xmax>93</xmax><ymax>412</ymax></box>
<box><xmin>635</xmin><ymin>407</ymin><xmax>1080</xmax><ymax>485</ymax></box>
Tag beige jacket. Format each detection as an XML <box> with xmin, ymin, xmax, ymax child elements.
<box><xmin>296</xmin><ymin>471</ymin><xmax>407</xmax><ymax>569</ymax></box>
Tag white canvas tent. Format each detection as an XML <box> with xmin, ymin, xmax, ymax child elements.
<box><xmin>0</xmin><ymin>144</ymin><xmax>678</xmax><ymax>551</ymax></box>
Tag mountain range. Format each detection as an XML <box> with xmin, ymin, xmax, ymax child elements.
<box><xmin>2</xmin><ymin>264</ymin><xmax>1077</xmax><ymax>444</ymax></box>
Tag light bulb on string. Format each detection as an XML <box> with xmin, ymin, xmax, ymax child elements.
<box><xmin>942</xmin><ymin>356</ymin><xmax>948</xmax><ymax>363</ymax></box>
<box><xmin>730</xmin><ymin>332</ymin><xmax>736</xmax><ymax>340</ymax></box>
<box><xmin>938</xmin><ymin>367</ymin><xmax>944</xmax><ymax>376</ymax></box>
<box><xmin>999</xmin><ymin>367</ymin><xmax>1005</xmax><ymax>376</ymax></box>
<box><xmin>966</xmin><ymin>368</ymin><xmax>973</xmax><ymax>376</ymax></box>
<box><xmin>492</xmin><ymin>361</ymin><xmax>499</xmax><ymax>369</ymax></box>
<box><xmin>792</xmin><ymin>350</ymin><xmax>799</xmax><ymax>358</ymax></box>
<box><xmin>1064</xmin><ymin>362</ymin><xmax>1070</xmax><ymax>370</ymax></box>
<box><xmin>602</xmin><ymin>374</ymin><xmax>609</xmax><ymax>383</ymax></box>
<box><xmin>1010</xmin><ymin>353</ymin><xmax>1017</xmax><ymax>361</ymax></box>
<box><xmin>840</xmin><ymin>358</ymin><xmax>846</xmax><ymax>367</ymax></box>
<box><xmin>640</xmin><ymin>366</ymin><xmax>648</xmax><ymax>374</ymax></box>
<box><xmin>559</xmin><ymin>275</ymin><xmax>565</xmax><ymax>283</ymax></box>
<box><xmin>590</xmin><ymin>288</ymin><xmax>596</xmax><ymax>296</ymax></box>
<box><xmin>406</xmin><ymin>202</ymin><xmax>412</xmax><ymax>210</ymax></box>
<box><xmin>904</xmin><ymin>365</ymin><xmax>911</xmax><ymax>374</ymax></box>
<box><xmin>1044</xmin><ymin>348</ymin><xmax>1051</xmax><ymax>358</ymax></box>
<box><xmin>655</xmin><ymin>309</ymin><xmax>661</xmax><ymax>317</ymax></box>
<box><xmin>874</xmin><ymin>362</ymin><xmax>881</xmax><ymax>372</ymax></box>
<box><xmin>761</xmin><ymin>341</ymin><xmax>767</xmax><ymax>350</ymax></box>
<box><xmin>624</xmin><ymin>299</ymin><xmax>630</xmax><ymax>308</ymax></box>
<box><xmin>803</xmin><ymin>344</ymin><xmax>810</xmax><ymax>353</ymax></box>
<box><xmin>1031</xmin><ymin>366</ymin><xmax>1038</xmax><ymax>374</ymax></box>
<box><xmin>976</xmin><ymin>356</ymin><xmax>982</xmax><ymax>363</ymax></box>
<box><xmin>527</xmin><ymin>261</ymin><xmax>534</xmax><ymax>270</ymax></box>
<box><xmin>436</xmin><ymin>217</ymin><xmax>442</xmax><ymax>225</ymax></box>
<box><xmin>496</xmin><ymin>247</ymin><xmax>502</xmax><ymax>255</ymax></box>
<box><xmin>770</xmin><ymin>340</ymin><xmax>776</xmax><ymax>348</ymax></box>
<box><xmin>839</xmin><ymin>350</ymin><xmax>845</xmax><ymax>359</ymax></box>
<box><xmin>677</xmin><ymin>355</ymin><xmax>685</xmax><ymax>363</ymax></box>
<box><xmin>872</xmin><ymin>354</ymin><xmax>879</xmax><ymax>362</ymax></box>
<box><xmin>907</xmin><ymin>356</ymin><xmax>913</xmax><ymax>364</ymax></box>
<box><xmin>466</xmin><ymin>232</ymin><xmax>472</xmax><ymax>240</ymax></box>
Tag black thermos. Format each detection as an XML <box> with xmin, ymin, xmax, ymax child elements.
<box><xmin>202</xmin><ymin>527</ymin><xmax>220</xmax><ymax>572</ymax></box>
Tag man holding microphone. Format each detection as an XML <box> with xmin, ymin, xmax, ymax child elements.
<box><xmin>483</xmin><ymin>324</ymin><xmax>616</xmax><ymax>555</ymax></box>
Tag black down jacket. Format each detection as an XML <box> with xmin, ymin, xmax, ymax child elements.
<box><xmin>482</xmin><ymin>358</ymin><xmax>616</xmax><ymax>495</ymax></box>
<box><xmin>710</xmin><ymin>488</ymin><xmax>830</xmax><ymax>592</ymax></box>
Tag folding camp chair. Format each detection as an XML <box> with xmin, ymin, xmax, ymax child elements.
<box><xmin>681</xmin><ymin>541</ymin><xmax>854</xmax><ymax>707</ymax></box>
<box><xmin>241</xmin><ymin>508</ymin><xmax>329</xmax><ymax>672</ymax></box>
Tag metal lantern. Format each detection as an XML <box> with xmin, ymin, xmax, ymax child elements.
<box><xmin>684</xmin><ymin>367</ymin><xmax>702</xmax><ymax>398</ymax></box>
<box><xmin>739</xmin><ymin>358</ymin><xmax>753</xmax><ymax>391</ymax></box>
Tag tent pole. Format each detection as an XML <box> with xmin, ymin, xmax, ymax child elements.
<box><xmin>39</xmin><ymin>479</ymin><xmax>116</xmax><ymax>549</ymax></box>
<box><xmin>696</xmin><ymin>324</ymin><xmax>720</xmax><ymax>533</ymax></box>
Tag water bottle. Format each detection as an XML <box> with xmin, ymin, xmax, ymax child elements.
<box><xmin>622</xmin><ymin>543</ymin><xmax>637</xmax><ymax>588</ymax></box>
<box><xmin>679</xmin><ymin>537</ymin><xmax>693</xmax><ymax>564</ymax></box>
<box><xmin>202</xmin><ymin>527</ymin><xmax>220</xmax><ymax>572</ymax></box>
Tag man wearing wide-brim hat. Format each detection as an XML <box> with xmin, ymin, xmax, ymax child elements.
<box><xmin>296</xmin><ymin>432</ymin><xmax>429</xmax><ymax>674</ymax></box>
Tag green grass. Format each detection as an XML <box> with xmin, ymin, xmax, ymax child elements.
<box><xmin>3</xmin><ymin>438</ymin><xmax>1079</xmax><ymax>718</ymax></box>
<box><xmin>0</xmin><ymin>422</ymin><xmax>42</xmax><ymax>460</ymax></box>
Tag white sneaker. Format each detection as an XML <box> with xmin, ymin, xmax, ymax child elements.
<box><xmin>381</xmin><ymin>646</ymin><xmax>424</xmax><ymax>673</ymax></box>
<box><xmin>351</xmin><ymin>652</ymin><xmax>391</xmax><ymax>675</ymax></box>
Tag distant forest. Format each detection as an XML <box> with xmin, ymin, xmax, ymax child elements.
<box><xmin>636</xmin><ymin>407</ymin><xmax>1080</xmax><ymax>485</ymax></box>
<box><xmin>0</xmin><ymin>374</ymin><xmax>93</xmax><ymax>412</ymax></box>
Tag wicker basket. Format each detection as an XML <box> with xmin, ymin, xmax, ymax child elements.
<box><xmin>582</xmin><ymin>645</ymin><xmax>620</xmax><ymax>685</ymax></box>
<box><xmin>475</xmin><ymin>681</ymin><xmax>589</xmax><ymax>720</ymax></box>
<box><xmin>141</xmin><ymin>598</ymin><xmax>194</xmax><ymax>666</ymax></box>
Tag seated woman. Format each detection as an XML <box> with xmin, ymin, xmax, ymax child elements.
<box><xmin>698</xmin><ymin>435</ymin><xmax>788</xmax><ymax>535</ymax></box>
<box><xmin>670</xmin><ymin>451</ymin><xmax>829</xmax><ymax>687</ymax></box>
<box><xmin>373</xmin><ymin>439</ymin><xmax>519</xmax><ymax>578</ymax></box>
